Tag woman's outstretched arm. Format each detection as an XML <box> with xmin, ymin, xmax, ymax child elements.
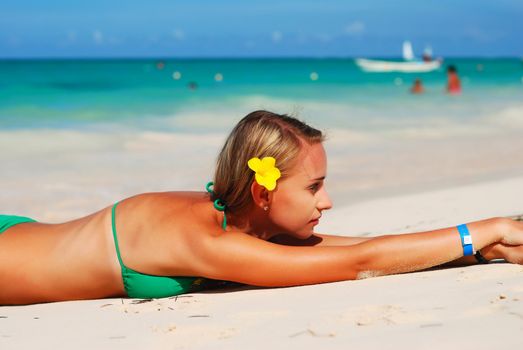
<box><xmin>273</xmin><ymin>220</ymin><xmax>521</xmax><ymax>266</ymax></box>
<box><xmin>271</xmin><ymin>233</ymin><xmax>492</xmax><ymax>267</ymax></box>
<box><xmin>188</xmin><ymin>217</ymin><xmax>518</xmax><ymax>287</ymax></box>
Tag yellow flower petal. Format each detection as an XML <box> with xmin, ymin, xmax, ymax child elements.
<box><xmin>264</xmin><ymin>179</ymin><xmax>276</xmax><ymax>191</ymax></box>
<box><xmin>248</xmin><ymin>157</ymin><xmax>261</xmax><ymax>172</ymax></box>
<box><xmin>260</xmin><ymin>157</ymin><xmax>275</xmax><ymax>169</ymax></box>
<box><xmin>248</xmin><ymin>156</ymin><xmax>280</xmax><ymax>191</ymax></box>
<box><xmin>266</xmin><ymin>167</ymin><xmax>281</xmax><ymax>180</ymax></box>
<box><xmin>254</xmin><ymin>173</ymin><xmax>265</xmax><ymax>186</ymax></box>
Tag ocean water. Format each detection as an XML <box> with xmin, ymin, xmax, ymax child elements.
<box><xmin>1</xmin><ymin>58</ymin><xmax>522</xmax><ymax>132</ymax></box>
<box><xmin>1</xmin><ymin>58</ymin><xmax>523</xmax><ymax>220</ymax></box>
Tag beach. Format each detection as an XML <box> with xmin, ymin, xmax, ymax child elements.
<box><xmin>1</xmin><ymin>176</ymin><xmax>523</xmax><ymax>349</ymax></box>
<box><xmin>1</xmin><ymin>58</ymin><xmax>523</xmax><ymax>348</ymax></box>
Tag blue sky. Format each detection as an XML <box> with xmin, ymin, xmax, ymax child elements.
<box><xmin>1</xmin><ymin>0</ymin><xmax>522</xmax><ymax>58</ymax></box>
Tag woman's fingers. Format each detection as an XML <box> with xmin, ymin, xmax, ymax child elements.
<box><xmin>499</xmin><ymin>218</ymin><xmax>523</xmax><ymax>246</ymax></box>
<box><xmin>496</xmin><ymin>243</ymin><xmax>523</xmax><ymax>264</ymax></box>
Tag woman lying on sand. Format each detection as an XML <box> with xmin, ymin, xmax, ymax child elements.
<box><xmin>2</xmin><ymin>110</ymin><xmax>523</xmax><ymax>305</ymax></box>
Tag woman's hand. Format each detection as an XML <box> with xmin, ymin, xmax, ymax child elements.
<box><xmin>488</xmin><ymin>242</ymin><xmax>523</xmax><ymax>264</ymax></box>
<box><xmin>500</xmin><ymin>244</ymin><xmax>523</xmax><ymax>264</ymax></box>
<box><xmin>498</xmin><ymin>217</ymin><xmax>523</xmax><ymax>246</ymax></box>
<box><xmin>482</xmin><ymin>218</ymin><xmax>523</xmax><ymax>264</ymax></box>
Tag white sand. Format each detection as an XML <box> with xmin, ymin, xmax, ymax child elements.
<box><xmin>2</xmin><ymin>176</ymin><xmax>523</xmax><ymax>349</ymax></box>
<box><xmin>3</xmin><ymin>127</ymin><xmax>523</xmax><ymax>221</ymax></box>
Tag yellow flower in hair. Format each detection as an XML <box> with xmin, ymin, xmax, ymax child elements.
<box><xmin>248</xmin><ymin>157</ymin><xmax>281</xmax><ymax>191</ymax></box>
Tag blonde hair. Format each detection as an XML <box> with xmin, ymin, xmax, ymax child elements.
<box><xmin>212</xmin><ymin>110</ymin><xmax>324</xmax><ymax>213</ymax></box>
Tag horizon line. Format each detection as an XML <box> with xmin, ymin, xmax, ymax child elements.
<box><xmin>1</xmin><ymin>55</ymin><xmax>522</xmax><ymax>61</ymax></box>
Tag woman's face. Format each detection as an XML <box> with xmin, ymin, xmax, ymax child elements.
<box><xmin>268</xmin><ymin>142</ymin><xmax>332</xmax><ymax>238</ymax></box>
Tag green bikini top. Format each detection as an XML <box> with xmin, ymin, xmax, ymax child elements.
<box><xmin>111</xmin><ymin>202</ymin><xmax>204</xmax><ymax>299</ymax></box>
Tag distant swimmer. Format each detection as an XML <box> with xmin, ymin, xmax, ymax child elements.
<box><xmin>446</xmin><ymin>65</ymin><xmax>461</xmax><ymax>95</ymax></box>
<box><xmin>187</xmin><ymin>81</ymin><xmax>198</xmax><ymax>90</ymax></box>
<box><xmin>410</xmin><ymin>78</ymin><xmax>425</xmax><ymax>94</ymax></box>
<box><xmin>156</xmin><ymin>61</ymin><xmax>165</xmax><ymax>70</ymax></box>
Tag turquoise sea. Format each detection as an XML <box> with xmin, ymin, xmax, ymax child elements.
<box><xmin>1</xmin><ymin>58</ymin><xmax>522</xmax><ymax>132</ymax></box>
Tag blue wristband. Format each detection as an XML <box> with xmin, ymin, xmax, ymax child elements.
<box><xmin>457</xmin><ymin>224</ymin><xmax>474</xmax><ymax>256</ymax></box>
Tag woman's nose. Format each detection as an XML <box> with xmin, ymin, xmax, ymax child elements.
<box><xmin>318</xmin><ymin>187</ymin><xmax>333</xmax><ymax>211</ymax></box>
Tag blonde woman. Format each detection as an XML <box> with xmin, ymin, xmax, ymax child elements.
<box><xmin>1</xmin><ymin>110</ymin><xmax>523</xmax><ymax>305</ymax></box>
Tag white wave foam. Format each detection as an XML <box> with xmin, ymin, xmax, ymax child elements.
<box><xmin>151</xmin><ymin>94</ymin><xmax>523</xmax><ymax>142</ymax></box>
<box><xmin>483</xmin><ymin>104</ymin><xmax>523</xmax><ymax>129</ymax></box>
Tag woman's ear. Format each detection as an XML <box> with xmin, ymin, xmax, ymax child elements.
<box><xmin>250</xmin><ymin>181</ymin><xmax>270</xmax><ymax>210</ymax></box>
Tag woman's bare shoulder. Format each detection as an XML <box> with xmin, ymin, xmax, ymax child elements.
<box><xmin>118</xmin><ymin>191</ymin><xmax>209</xmax><ymax>212</ymax></box>
<box><xmin>116</xmin><ymin>191</ymin><xmax>219</xmax><ymax>235</ymax></box>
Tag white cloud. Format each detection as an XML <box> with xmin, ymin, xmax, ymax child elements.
<box><xmin>345</xmin><ymin>21</ymin><xmax>365</xmax><ymax>36</ymax></box>
<box><xmin>172</xmin><ymin>29</ymin><xmax>185</xmax><ymax>41</ymax></box>
<box><xmin>93</xmin><ymin>30</ymin><xmax>104</xmax><ymax>44</ymax></box>
<box><xmin>272</xmin><ymin>30</ymin><xmax>283</xmax><ymax>43</ymax></box>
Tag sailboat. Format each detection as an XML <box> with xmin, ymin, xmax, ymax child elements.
<box><xmin>355</xmin><ymin>41</ymin><xmax>442</xmax><ymax>73</ymax></box>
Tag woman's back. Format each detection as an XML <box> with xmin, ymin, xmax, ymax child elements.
<box><xmin>0</xmin><ymin>205</ymin><xmax>121</xmax><ymax>304</ymax></box>
<box><xmin>0</xmin><ymin>192</ymin><xmax>219</xmax><ymax>304</ymax></box>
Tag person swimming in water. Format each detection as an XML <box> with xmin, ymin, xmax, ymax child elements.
<box><xmin>410</xmin><ymin>78</ymin><xmax>425</xmax><ymax>94</ymax></box>
<box><xmin>446</xmin><ymin>65</ymin><xmax>462</xmax><ymax>94</ymax></box>
<box><xmin>2</xmin><ymin>110</ymin><xmax>523</xmax><ymax>305</ymax></box>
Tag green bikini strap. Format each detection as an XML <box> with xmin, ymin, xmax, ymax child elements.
<box><xmin>111</xmin><ymin>202</ymin><xmax>126</xmax><ymax>268</ymax></box>
<box><xmin>206</xmin><ymin>181</ymin><xmax>227</xmax><ymax>231</ymax></box>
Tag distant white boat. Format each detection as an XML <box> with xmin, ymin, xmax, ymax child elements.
<box><xmin>356</xmin><ymin>41</ymin><xmax>442</xmax><ymax>73</ymax></box>
<box><xmin>355</xmin><ymin>58</ymin><xmax>441</xmax><ymax>73</ymax></box>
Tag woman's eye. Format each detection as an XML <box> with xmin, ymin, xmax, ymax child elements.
<box><xmin>309</xmin><ymin>183</ymin><xmax>319</xmax><ymax>192</ymax></box>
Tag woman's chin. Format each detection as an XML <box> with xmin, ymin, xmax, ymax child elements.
<box><xmin>293</xmin><ymin>228</ymin><xmax>315</xmax><ymax>240</ymax></box>
<box><xmin>272</xmin><ymin>222</ymin><xmax>316</xmax><ymax>240</ymax></box>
